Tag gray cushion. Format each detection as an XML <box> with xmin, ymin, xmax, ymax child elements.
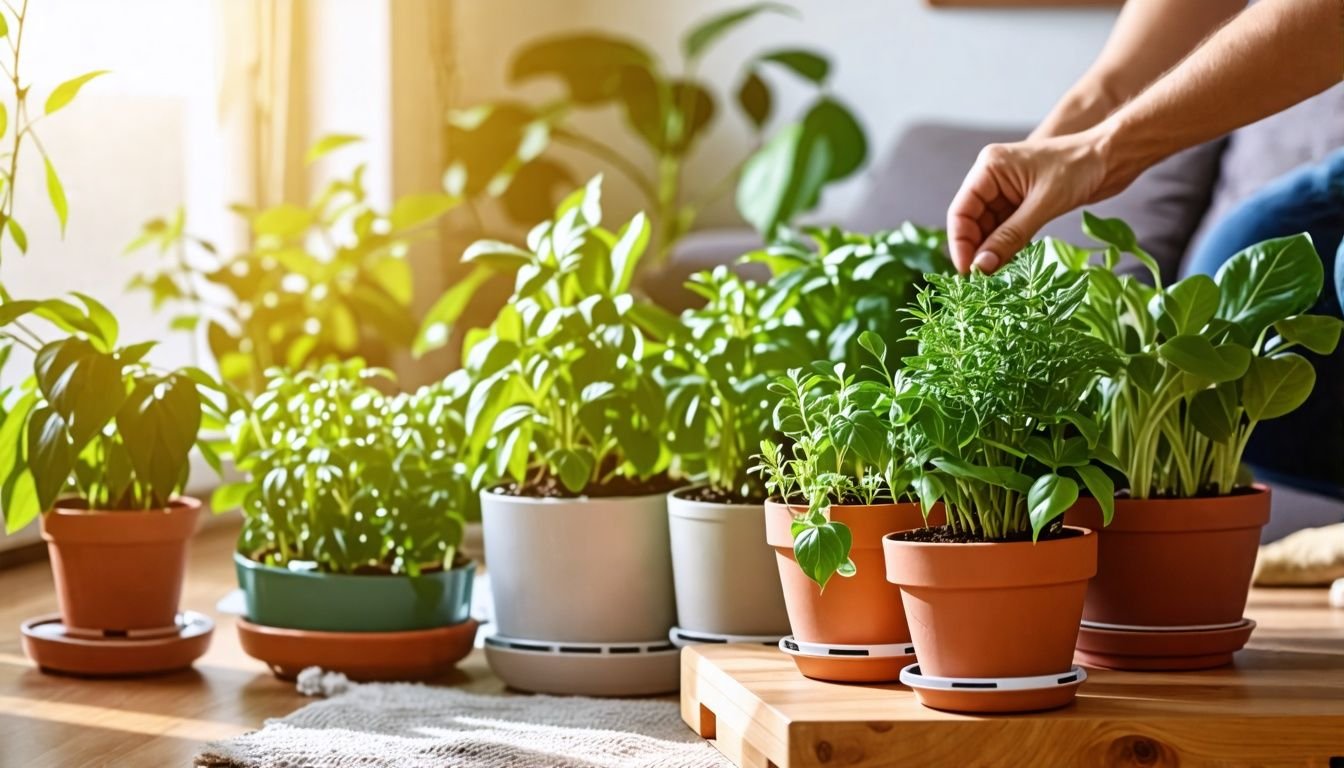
<box><xmin>1189</xmin><ymin>82</ymin><xmax>1344</xmax><ymax>256</ymax></box>
<box><xmin>845</xmin><ymin>122</ymin><xmax>1226</xmax><ymax>283</ymax></box>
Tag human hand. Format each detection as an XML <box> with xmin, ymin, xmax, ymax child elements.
<box><xmin>947</xmin><ymin>130</ymin><xmax>1120</xmax><ymax>275</ymax></box>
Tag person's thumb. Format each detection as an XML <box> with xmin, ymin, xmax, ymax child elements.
<box><xmin>971</xmin><ymin>199</ymin><xmax>1050</xmax><ymax>274</ymax></box>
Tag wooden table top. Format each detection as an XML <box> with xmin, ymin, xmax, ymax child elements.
<box><xmin>0</xmin><ymin>520</ymin><xmax>506</xmax><ymax>768</ymax></box>
<box><xmin>682</xmin><ymin>589</ymin><xmax>1344</xmax><ymax>768</ymax></box>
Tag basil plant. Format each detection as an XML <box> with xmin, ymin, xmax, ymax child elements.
<box><xmin>903</xmin><ymin>246</ymin><xmax>1122</xmax><ymax>543</ymax></box>
<box><xmin>1062</xmin><ymin>213</ymin><xmax>1343</xmax><ymax>498</ymax></box>
<box><xmin>0</xmin><ymin>290</ymin><xmax>226</xmax><ymax>533</ymax></box>
<box><xmin>461</xmin><ymin>176</ymin><xmax>679</xmax><ymax>495</ymax></box>
<box><xmin>753</xmin><ymin>333</ymin><xmax>919</xmax><ymax>587</ymax></box>
<box><xmin>214</xmin><ymin>360</ymin><xmax>474</xmax><ymax>575</ymax></box>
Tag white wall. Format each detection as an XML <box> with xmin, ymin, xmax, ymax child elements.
<box><xmin>453</xmin><ymin>0</ymin><xmax>1120</xmax><ymax>227</ymax></box>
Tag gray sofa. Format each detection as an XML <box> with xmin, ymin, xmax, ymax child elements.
<box><xmin>652</xmin><ymin>84</ymin><xmax>1344</xmax><ymax>542</ymax></box>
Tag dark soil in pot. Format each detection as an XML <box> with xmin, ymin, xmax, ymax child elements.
<box><xmin>495</xmin><ymin>472</ymin><xmax>680</xmax><ymax>499</ymax></box>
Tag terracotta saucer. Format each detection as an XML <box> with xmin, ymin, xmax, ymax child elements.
<box><xmin>237</xmin><ymin>618</ymin><xmax>478</xmax><ymax>681</ymax></box>
<box><xmin>1075</xmin><ymin>618</ymin><xmax>1256</xmax><ymax>671</ymax></box>
<box><xmin>21</xmin><ymin>611</ymin><xmax>213</xmax><ymax>677</ymax></box>
<box><xmin>483</xmin><ymin>634</ymin><xmax>680</xmax><ymax>696</ymax></box>
<box><xmin>668</xmin><ymin>627</ymin><xmax>782</xmax><ymax>648</ymax></box>
<box><xmin>778</xmin><ymin>636</ymin><xmax>916</xmax><ymax>684</ymax></box>
<box><xmin>900</xmin><ymin>663</ymin><xmax>1087</xmax><ymax>714</ymax></box>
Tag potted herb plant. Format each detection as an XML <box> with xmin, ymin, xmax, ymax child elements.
<box><xmin>1058</xmin><ymin>215</ymin><xmax>1343</xmax><ymax>669</ymax></box>
<box><xmin>659</xmin><ymin>267</ymin><xmax>807</xmax><ymax>644</ymax></box>
<box><xmin>0</xmin><ymin>290</ymin><xmax>222</xmax><ymax>675</ymax></box>
<box><xmin>464</xmin><ymin>177</ymin><xmax>683</xmax><ymax>696</ymax></box>
<box><xmin>753</xmin><ymin>334</ymin><xmax>936</xmax><ymax>683</ymax></box>
<box><xmin>883</xmin><ymin>248</ymin><xmax>1119</xmax><ymax>713</ymax></box>
<box><xmin>215</xmin><ymin>361</ymin><xmax>478</xmax><ymax>682</ymax></box>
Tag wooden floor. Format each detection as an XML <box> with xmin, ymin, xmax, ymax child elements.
<box><xmin>0</xmin><ymin>520</ymin><xmax>506</xmax><ymax>768</ymax></box>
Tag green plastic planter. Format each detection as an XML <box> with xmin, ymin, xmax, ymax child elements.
<box><xmin>234</xmin><ymin>553</ymin><xmax>475</xmax><ymax>632</ymax></box>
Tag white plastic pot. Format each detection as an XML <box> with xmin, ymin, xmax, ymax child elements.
<box><xmin>481</xmin><ymin>489</ymin><xmax>676</xmax><ymax>643</ymax></box>
<box><xmin>668</xmin><ymin>487</ymin><xmax>790</xmax><ymax>637</ymax></box>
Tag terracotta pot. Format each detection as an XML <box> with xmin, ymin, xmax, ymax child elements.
<box><xmin>669</xmin><ymin>487</ymin><xmax>789</xmax><ymax>637</ymax></box>
<box><xmin>1064</xmin><ymin>486</ymin><xmax>1270</xmax><ymax>628</ymax></box>
<box><xmin>883</xmin><ymin>525</ymin><xmax>1096</xmax><ymax>679</ymax></box>
<box><xmin>41</xmin><ymin>497</ymin><xmax>201</xmax><ymax>632</ymax></box>
<box><xmin>765</xmin><ymin>500</ymin><xmax>937</xmax><ymax>646</ymax></box>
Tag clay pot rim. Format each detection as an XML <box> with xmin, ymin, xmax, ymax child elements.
<box><xmin>1077</xmin><ymin>484</ymin><xmax>1271</xmax><ymax>533</ymax></box>
<box><xmin>481</xmin><ymin>485</ymin><xmax>669</xmax><ymax>505</ymax></box>
<box><xmin>883</xmin><ymin>525</ymin><xmax>1097</xmax><ymax>589</ymax></box>
<box><xmin>764</xmin><ymin>495</ymin><xmax>918</xmax><ymax>513</ymax></box>
<box><xmin>233</xmin><ymin>551</ymin><xmax>477</xmax><ymax>581</ymax></box>
<box><xmin>882</xmin><ymin>525</ymin><xmax>1094</xmax><ymax>551</ymax></box>
<box><xmin>667</xmin><ymin>484</ymin><xmax>763</xmax><ymax>511</ymax></box>
<box><xmin>50</xmin><ymin>495</ymin><xmax>202</xmax><ymax>516</ymax></box>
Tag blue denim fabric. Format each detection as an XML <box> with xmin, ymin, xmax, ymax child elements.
<box><xmin>1184</xmin><ymin>148</ymin><xmax>1344</xmax><ymax>499</ymax></box>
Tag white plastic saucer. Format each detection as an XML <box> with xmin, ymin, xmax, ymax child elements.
<box><xmin>483</xmin><ymin>633</ymin><xmax>679</xmax><ymax>696</ymax></box>
<box><xmin>900</xmin><ymin>663</ymin><xmax>1087</xmax><ymax>713</ymax></box>
<box><xmin>777</xmin><ymin>635</ymin><xmax>916</xmax><ymax>683</ymax></box>
<box><xmin>669</xmin><ymin>627</ymin><xmax>783</xmax><ymax>648</ymax></box>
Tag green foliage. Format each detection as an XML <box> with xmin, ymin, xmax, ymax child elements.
<box><xmin>1067</xmin><ymin>214</ymin><xmax>1343</xmax><ymax>498</ymax></box>
<box><xmin>0</xmin><ymin>289</ymin><xmax>224</xmax><ymax>533</ymax></box>
<box><xmin>444</xmin><ymin>2</ymin><xmax>866</xmax><ymax>266</ymax></box>
<box><xmin>744</xmin><ymin>223</ymin><xmax>948</xmax><ymax>373</ymax></box>
<box><xmin>902</xmin><ymin>246</ymin><xmax>1121</xmax><ymax>541</ymax></box>
<box><xmin>0</xmin><ymin>1</ymin><xmax>106</xmax><ymax>259</ymax></box>
<box><xmin>216</xmin><ymin>360</ymin><xmax>473</xmax><ymax>575</ymax></box>
<box><xmin>460</xmin><ymin>176</ymin><xmax>676</xmax><ymax>494</ymax></box>
<box><xmin>659</xmin><ymin>266</ymin><xmax>815</xmax><ymax>500</ymax></box>
<box><xmin>127</xmin><ymin>136</ymin><xmax>458</xmax><ymax>393</ymax></box>
<box><xmin>752</xmin><ymin>336</ymin><xmax>919</xmax><ymax>587</ymax></box>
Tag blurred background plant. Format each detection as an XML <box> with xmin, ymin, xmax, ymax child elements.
<box><xmin>0</xmin><ymin>0</ymin><xmax>105</xmax><ymax>262</ymax></box>
<box><xmin>125</xmin><ymin>136</ymin><xmax>458</xmax><ymax>393</ymax></box>
<box><xmin>744</xmin><ymin>224</ymin><xmax>948</xmax><ymax>373</ymax></box>
<box><xmin>444</xmin><ymin>1</ymin><xmax>867</xmax><ymax>269</ymax></box>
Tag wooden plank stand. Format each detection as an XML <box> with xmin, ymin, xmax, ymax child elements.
<box><xmin>680</xmin><ymin>590</ymin><xmax>1344</xmax><ymax>767</ymax></box>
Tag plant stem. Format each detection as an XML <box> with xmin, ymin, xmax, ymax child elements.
<box><xmin>551</xmin><ymin>128</ymin><xmax>658</xmax><ymax>205</ymax></box>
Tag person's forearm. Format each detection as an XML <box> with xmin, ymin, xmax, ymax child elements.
<box><xmin>1087</xmin><ymin>0</ymin><xmax>1344</xmax><ymax>200</ymax></box>
<box><xmin>1032</xmin><ymin>0</ymin><xmax>1246</xmax><ymax>139</ymax></box>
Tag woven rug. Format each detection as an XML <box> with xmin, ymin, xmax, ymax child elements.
<box><xmin>196</xmin><ymin>669</ymin><xmax>730</xmax><ymax>768</ymax></box>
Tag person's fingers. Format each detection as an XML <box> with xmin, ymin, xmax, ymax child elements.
<box><xmin>946</xmin><ymin>150</ymin><xmax>1006</xmax><ymax>275</ymax></box>
<box><xmin>974</xmin><ymin>195</ymin><xmax>1052</xmax><ymax>274</ymax></box>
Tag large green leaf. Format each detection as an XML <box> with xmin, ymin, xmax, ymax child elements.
<box><xmin>758</xmin><ymin>49</ymin><xmax>830</xmax><ymax>84</ymax></box>
<box><xmin>736</xmin><ymin>70</ymin><xmax>771</xmax><ymax>130</ymax></box>
<box><xmin>1158</xmin><ymin>274</ymin><xmax>1218</xmax><ymax>336</ymax></box>
<box><xmin>1215</xmin><ymin>234</ymin><xmax>1322</xmax><ymax>335</ymax></box>
<box><xmin>682</xmin><ymin>2</ymin><xmax>796</xmax><ymax>60</ymax></box>
<box><xmin>1189</xmin><ymin>383</ymin><xmax>1237</xmax><ymax>441</ymax></box>
<box><xmin>609</xmin><ymin>212</ymin><xmax>649</xmax><ymax>294</ymax></box>
<box><xmin>1242</xmin><ymin>354</ymin><xmax>1315</xmax><ymax>422</ymax></box>
<box><xmin>511</xmin><ymin>34</ymin><xmax>652</xmax><ymax>104</ymax></box>
<box><xmin>1157</xmin><ymin>335</ymin><xmax>1250</xmax><ymax>383</ymax></box>
<box><xmin>389</xmin><ymin>193</ymin><xmax>457</xmax><ymax>230</ymax></box>
<box><xmin>115</xmin><ymin>375</ymin><xmax>202</xmax><ymax>503</ymax></box>
<box><xmin>792</xmin><ymin>519</ymin><xmax>852</xmax><ymax>589</ymax></box>
<box><xmin>1273</xmin><ymin>314</ymin><xmax>1343</xmax><ymax>355</ymax></box>
<box><xmin>1027</xmin><ymin>473</ymin><xmax>1078</xmax><ymax>542</ymax></box>
<box><xmin>0</xmin><ymin>392</ymin><xmax>38</xmax><ymax>532</ymax></box>
<box><xmin>548</xmin><ymin>448</ymin><xmax>594</xmax><ymax>493</ymax></box>
<box><xmin>27</xmin><ymin>407</ymin><xmax>72</xmax><ymax>512</ymax></box>
<box><xmin>1072</xmin><ymin>465</ymin><xmax>1114</xmax><ymax>526</ymax></box>
<box><xmin>735</xmin><ymin>97</ymin><xmax>866</xmax><ymax>234</ymax></box>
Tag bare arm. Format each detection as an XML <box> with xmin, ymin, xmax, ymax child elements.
<box><xmin>949</xmin><ymin>0</ymin><xmax>1344</xmax><ymax>274</ymax></box>
<box><xmin>1032</xmin><ymin>0</ymin><xmax>1245</xmax><ymax>139</ymax></box>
